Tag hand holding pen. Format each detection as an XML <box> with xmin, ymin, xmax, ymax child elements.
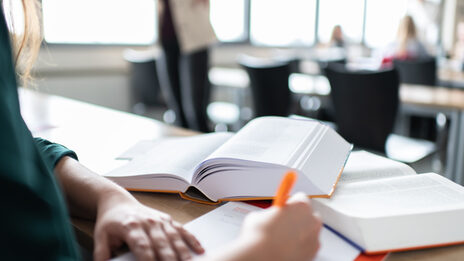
<box><xmin>235</xmin><ymin>171</ymin><xmax>322</xmax><ymax>261</ymax></box>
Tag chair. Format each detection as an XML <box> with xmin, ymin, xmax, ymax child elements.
<box><xmin>238</xmin><ymin>56</ymin><xmax>292</xmax><ymax>117</ymax></box>
<box><xmin>393</xmin><ymin>57</ymin><xmax>445</xmax><ymax>169</ymax></box>
<box><xmin>392</xmin><ymin>58</ymin><xmax>438</xmax><ymax>140</ymax></box>
<box><xmin>324</xmin><ymin>65</ymin><xmax>435</xmax><ymax>163</ymax></box>
<box><xmin>123</xmin><ymin>49</ymin><xmax>164</xmax><ymax>114</ymax></box>
<box><xmin>393</xmin><ymin>57</ymin><xmax>437</xmax><ymax>86</ymax></box>
<box><xmin>317</xmin><ymin>58</ymin><xmax>347</xmax><ymax>76</ymax></box>
<box><xmin>206</xmin><ymin>67</ymin><xmax>253</xmax><ymax>132</ymax></box>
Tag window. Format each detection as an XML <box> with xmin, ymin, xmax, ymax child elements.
<box><xmin>364</xmin><ymin>0</ymin><xmax>408</xmax><ymax>48</ymax></box>
<box><xmin>210</xmin><ymin>0</ymin><xmax>247</xmax><ymax>42</ymax></box>
<box><xmin>2</xmin><ymin>0</ymin><xmax>25</xmax><ymax>35</ymax></box>
<box><xmin>42</xmin><ymin>0</ymin><xmax>157</xmax><ymax>45</ymax></box>
<box><xmin>250</xmin><ymin>0</ymin><xmax>317</xmax><ymax>46</ymax></box>
<box><xmin>317</xmin><ymin>0</ymin><xmax>364</xmax><ymax>44</ymax></box>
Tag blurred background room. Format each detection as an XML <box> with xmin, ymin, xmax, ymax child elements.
<box><xmin>7</xmin><ymin>0</ymin><xmax>464</xmax><ymax>182</ymax></box>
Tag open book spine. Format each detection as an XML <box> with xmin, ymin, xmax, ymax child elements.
<box><xmin>123</xmin><ymin>186</ymin><xmax>344</xmax><ymax>205</ymax></box>
<box><xmin>121</xmin><ymin>187</ymin><xmax>219</xmax><ymax>205</ymax></box>
<box><xmin>179</xmin><ymin>193</ymin><xmax>341</xmax><ymax>205</ymax></box>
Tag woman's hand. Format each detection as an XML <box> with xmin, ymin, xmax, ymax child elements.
<box><xmin>52</xmin><ymin>157</ymin><xmax>203</xmax><ymax>260</ymax></box>
<box><xmin>93</xmin><ymin>193</ymin><xmax>204</xmax><ymax>261</ymax></box>
<box><xmin>239</xmin><ymin>192</ymin><xmax>322</xmax><ymax>261</ymax></box>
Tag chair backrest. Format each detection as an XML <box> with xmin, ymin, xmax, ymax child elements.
<box><xmin>318</xmin><ymin>58</ymin><xmax>347</xmax><ymax>76</ymax></box>
<box><xmin>238</xmin><ymin>56</ymin><xmax>292</xmax><ymax>117</ymax></box>
<box><xmin>325</xmin><ymin>65</ymin><xmax>400</xmax><ymax>152</ymax></box>
<box><xmin>124</xmin><ymin>49</ymin><xmax>163</xmax><ymax>106</ymax></box>
<box><xmin>393</xmin><ymin>57</ymin><xmax>437</xmax><ymax>85</ymax></box>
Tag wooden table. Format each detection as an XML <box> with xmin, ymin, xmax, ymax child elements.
<box><xmin>19</xmin><ymin>88</ymin><xmax>464</xmax><ymax>260</ymax></box>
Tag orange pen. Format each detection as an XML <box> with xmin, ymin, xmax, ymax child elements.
<box><xmin>272</xmin><ymin>171</ymin><xmax>298</xmax><ymax>207</ymax></box>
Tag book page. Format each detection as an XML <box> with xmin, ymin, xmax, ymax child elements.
<box><xmin>339</xmin><ymin>151</ymin><xmax>416</xmax><ymax>184</ymax></box>
<box><xmin>195</xmin><ymin>117</ymin><xmax>350</xmax><ymax>199</ymax></box>
<box><xmin>116</xmin><ymin>140</ymin><xmax>161</xmax><ymax>160</ymax></box>
<box><xmin>184</xmin><ymin>202</ymin><xmax>360</xmax><ymax>261</ymax></box>
<box><xmin>105</xmin><ymin>133</ymin><xmax>232</xmax><ymax>182</ymax></box>
<box><xmin>206</xmin><ymin>117</ymin><xmax>319</xmax><ymax>166</ymax></box>
<box><xmin>316</xmin><ymin>173</ymin><xmax>464</xmax><ymax>217</ymax></box>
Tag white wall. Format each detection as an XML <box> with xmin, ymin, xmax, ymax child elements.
<box><xmin>34</xmin><ymin>45</ymin><xmax>134</xmax><ymax>111</ymax></box>
<box><xmin>32</xmin><ymin>44</ymin><xmax>310</xmax><ymax>113</ymax></box>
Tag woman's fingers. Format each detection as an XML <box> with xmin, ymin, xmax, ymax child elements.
<box><xmin>147</xmin><ymin>220</ymin><xmax>178</xmax><ymax>261</ymax></box>
<box><xmin>175</xmin><ymin>222</ymin><xmax>205</xmax><ymax>254</ymax></box>
<box><xmin>162</xmin><ymin>221</ymin><xmax>193</xmax><ymax>260</ymax></box>
<box><xmin>287</xmin><ymin>192</ymin><xmax>311</xmax><ymax>204</ymax></box>
<box><xmin>93</xmin><ymin>202</ymin><xmax>205</xmax><ymax>261</ymax></box>
<box><xmin>124</xmin><ymin>224</ymin><xmax>156</xmax><ymax>261</ymax></box>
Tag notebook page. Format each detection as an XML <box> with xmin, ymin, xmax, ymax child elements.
<box><xmin>106</xmin><ymin>133</ymin><xmax>232</xmax><ymax>182</ymax></box>
<box><xmin>339</xmin><ymin>151</ymin><xmax>416</xmax><ymax>184</ymax></box>
<box><xmin>184</xmin><ymin>202</ymin><xmax>360</xmax><ymax>261</ymax></box>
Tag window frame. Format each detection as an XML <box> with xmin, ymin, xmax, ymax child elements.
<box><xmin>41</xmin><ymin>0</ymin><xmax>433</xmax><ymax>49</ymax></box>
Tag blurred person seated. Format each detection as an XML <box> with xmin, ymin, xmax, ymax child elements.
<box><xmin>381</xmin><ymin>15</ymin><xmax>430</xmax><ymax>68</ymax></box>
<box><xmin>329</xmin><ymin>25</ymin><xmax>345</xmax><ymax>48</ymax></box>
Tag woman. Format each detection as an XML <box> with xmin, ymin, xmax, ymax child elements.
<box><xmin>329</xmin><ymin>25</ymin><xmax>345</xmax><ymax>48</ymax></box>
<box><xmin>156</xmin><ymin>0</ymin><xmax>212</xmax><ymax>132</ymax></box>
<box><xmin>1</xmin><ymin>1</ymin><xmax>321</xmax><ymax>260</ymax></box>
<box><xmin>381</xmin><ymin>15</ymin><xmax>429</xmax><ymax>67</ymax></box>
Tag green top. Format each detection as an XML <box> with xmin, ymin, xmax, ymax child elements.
<box><xmin>0</xmin><ymin>6</ymin><xmax>80</xmax><ymax>261</ymax></box>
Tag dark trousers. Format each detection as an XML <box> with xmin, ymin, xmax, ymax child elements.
<box><xmin>156</xmin><ymin>39</ymin><xmax>210</xmax><ymax>132</ymax></box>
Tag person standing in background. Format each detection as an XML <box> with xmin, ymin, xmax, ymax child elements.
<box><xmin>157</xmin><ymin>0</ymin><xmax>216</xmax><ymax>132</ymax></box>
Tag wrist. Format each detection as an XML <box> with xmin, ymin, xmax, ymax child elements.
<box><xmin>96</xmin><ymin>184</ymin><xmax>137</xmax><ymax>214</ymax></box>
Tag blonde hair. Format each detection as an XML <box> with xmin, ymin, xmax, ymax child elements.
<box><xmin>329</xmin><ymin>25</ymin><xmax>343</xmax><ymax>45</ymax></box>
<box><xmin>5</xmin><ymin>0</ymin><xmax>42</xmax><ymax>86</ymax></box>
<box><xmin>396</xmin><ymin>15</ymin><xmax>417</xmax><ymax>56</ymax></box>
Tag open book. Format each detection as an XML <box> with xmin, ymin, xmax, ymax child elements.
<box><xmin>105</xmin><ymin>117</ymin><xmax>352</xmax><ymax>204</ymax></box>
<box><xmin>312</xmin><ymin>151</ymin><xmax>464</xmax><ymax>254</ymax></box>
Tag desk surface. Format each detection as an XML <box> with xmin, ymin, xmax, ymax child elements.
<box><xmin>299</xmin><ymin>59</ymin><xmax>464</xmax><ymax>87</ymax></box>
<box><xmin>19</xmin><ymin>88</ymin><xmax>464</xmax><ymax>261</ymax></box>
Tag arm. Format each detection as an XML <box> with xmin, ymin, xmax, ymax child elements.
<box><xmin>54</xmin><ymin>156</ymin><xmax>204</xmax><ymax>261</ymax></box>
<box><xmin>197</xmin><ymin>193</ymin><xmax>322</xmax><ymax>261</ymax></box>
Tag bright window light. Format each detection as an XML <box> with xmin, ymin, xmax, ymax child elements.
<box><xmin>250</xmin><ymin>0</ymin><xmax>316</xmax><ymax>46</ymax></box>
<box><xmin>318</xmin><ymin>0</ymin><xmax>364</xmax><ymax>44</ymax></box>
<box><xmin>42</xmin><ymin>0</ymin><xmax>157</xmax><ymax>45</ymax></box>
<box><xmin>210</xmin><ymin>0</ymin><xmax>246</xmax><ymax>42</ymax></box>
<box><xmin>2</xmin><ymin>0</ymin><xmax>25</xmax><ymax>35</ymax></box>
<box><xmin>364</xmin><ymin>0</ymin><xmax>408</xmax><ymax>48</ymax></box>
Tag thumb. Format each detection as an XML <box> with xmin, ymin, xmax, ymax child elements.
<box><xmin>93</xmin><ymin>231</ymin><xmax>111</xmax><ymax>261</ymax></box>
